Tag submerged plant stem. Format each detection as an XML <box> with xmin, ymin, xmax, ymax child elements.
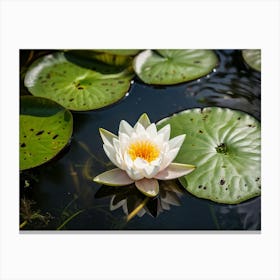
<box><xmin>56</xmin><ymin>209</ymin><xmax>84</xmax><ymax>230</ymax></box>
<box><xmin>61</xmin><ymin>195</ymin><xmax>79</xmax><ymax>216</ymax></box>
<box><xmin>78</xmin><ymin>141</ymin><xmax>111</xmax><ymax>167</ymax></box>
<box><xmin>127</xmin><ymin>197</ymin><xmax>149</xmax><ymax>222</ymax></box>
<box><xmin>69</xmin><ymin>162</ymin><xmax>80</xmax><ymax>194</ymax></box>
<box><xmin>20</xmin><ymin>220</ymin><xmax>28</xmax><ymax>229</ymax></box>
<box><xmin>82</xmin><ymin>158</ymin><xmax>95</xmax><ymax>180</ymax></box>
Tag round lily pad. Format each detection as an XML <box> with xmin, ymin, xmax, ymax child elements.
<box><xmin>24</xmin><ymin>52</ymin><xmax>134</xmax><ymax>111</ymax></box>
<box><xmin>133</xmin><ymin>49</ymin><xmax>218</xmax><ymax>85</ymax></box>
<box><xmin>242</xmin><ymin>49</ymin><xmax>261</xmax><ymax>72</ymax></box>
<box><xmin>20</xmin><ymin>96</ymin><xmax>73</xmax><ymax>170</ymax></box>
<box><xmin>157</xmin><ymin>107</ymin><xmax>261</xmax><ymax>204</ymax></box>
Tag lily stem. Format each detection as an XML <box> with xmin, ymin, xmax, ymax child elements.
<box><xmin>127</xmin><ymin>197</ymin><xmax>150</xmax><ymax>222</ymax></box>
<box><xmin>20</xmin><ymin>220</ymin><xmax>28</xmax><ymax>229</ymax></box>
<box><xmin>56</xmin><ymin>209</ymin><xmax>84</xmax><ymax>230</ymax></box>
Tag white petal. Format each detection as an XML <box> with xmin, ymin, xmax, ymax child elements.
<box><xmin>133</xmin><ymin>158</ymin><xmax>161</xmax><ymax>179</ymax></box>
<box><xmin>150</xmin><ymin>157</ymin><xmax>162</xmax><ymax>167</ymax></box>
<box><xmin>155</xmin><ymin>163</ymin><xmax>195</xmax><ymax>180</ymax></box>
<box><xmin>130</xmin><ymin>131</ymin><xmax>141</xmax><ymax>141</ymax></box>
<box><xmin>119</xmin><ymin>120</ymin><xmax>133</xmax><ymax>136</ymax></box>
<box><xmin>134</xmin><ymin>157</ymin><xmax>147</xmax><ymax>169</ymax></box>
<box><xmin>158</xmin><ymin>134</ymin><xmax>186</xmax><ymax>171</ymax></box>
<box><xmin>134</xmin><ymin>122</ymin><xmax>146</xmax><ymax>135</ymax></box>
<box><xmin>124</xmin><ymin>151</ymin><xmax>133</xmax><ymax>168</ymax></box>
<box><xmin>168</xmin><ymin>134</ymin><xmax>186</xmax><ymax>150</ymax></box>
<box><xmin>119</xmin><ymin>132</ymin><xmax>130</xmax><ymax>150</ymax></box>
<box><xmin>135</xmin><ymin>178</ymin><xmax>159</xmax><ymax>197</ymax></box>
<box><xmin>157</xmin><ymin>124</ymin><xmax>170</xmax><ymax>142</ymax></box>
<box><xmin>159</xmin><ymin>147</ymin><xmax>180</xmax><ymax>171</ymax></box>
<box><xmin>112</xmin><ymin>138</ymin><xmax>121</xmax><ymax>153</ymax></box>
<box><xmin>154</xmin><ymin>133</ymin><xmax>166</xmax><ymax>149</ymax></box>
<box><xmin>124</xmin><ymin>154</ymin><xmax>144</xmax><ymax>181</ymax></box>
<box><xmin>103</xmin><ymin>144</ymin><xmax>121</xmax><ymax>168</ymax></box>
<box><xmin>137</xmin><ymin>113</ymin><xmax>151</xmax><ymax>128</ymax></box>
<box><xmin>99</xmin><ymin>128</ymin><xmax>117</xmax><ymax>147</ymax></box>
<box><xmin>146</xmin><ymin>123</ymin><xmax>157</xmax><ymax>138</ymax></box>
<box><xmin>115</xmin><ymin>152</ymin><xmax>124</xmax><ymax>169</ymax></box>
<box><xmin>93</xmin><ymin>168</ymin><xmax>134</xmax><ymax>186</ymax></box>
<box><xmin>126</xmin><ymin>167</ymin><xmax>144</xmax><ymax>181</ymax></box>
<box><xmin>143</xmin><ymin>164</ymin><xmax>160</xmax><ymax>178</ymax></box>
<box><xmin>160</xmin><ymin>142</ymin><xmax>169</xmax><ymax>155</ymax></box>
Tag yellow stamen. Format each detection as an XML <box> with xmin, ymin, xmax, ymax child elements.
<box><xmin>128</xmin><ymin>140</ymin><xmax>160</xmax><ymax>162</ymax></box>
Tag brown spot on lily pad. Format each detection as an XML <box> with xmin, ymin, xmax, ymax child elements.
<box><xmin>220</xmin><ymin>179</ymin><xmax>225</xmax><ymax>185</ymax></box>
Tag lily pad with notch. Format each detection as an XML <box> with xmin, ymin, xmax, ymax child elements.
<box><xmin>20</xmin><ymin>96</ymin><xmax>73</xmax><ymax>171</ymax></box>
<box><xmin>157</xmin><ymin>107</ymin><xmax>261</xmax><ymax>204</ymax></box>
<box><xmin>24</xmin><ymin>52</ymin><xmax>134</xmax><ymax>111</ymax></box>
<box><xmin>242</xmin><ymin>49</ymin><xmax>261</xmax><ymax>72</ymax></box>
<box><xmin>133</xmin><ymin>49</ymin><xmax>218</xmax><ymax>85</ymax></box>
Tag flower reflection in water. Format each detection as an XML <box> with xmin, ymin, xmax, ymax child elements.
<box><xmin>95</xmin><ymin>180</ymin><xmax>184</xmax><ymax>222</ymax></box>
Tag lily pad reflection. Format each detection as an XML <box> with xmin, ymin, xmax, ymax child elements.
<box><xmin>95</xmin><ymin>180</ymin><xmax>184</xmax><ymax>220</ymax></box>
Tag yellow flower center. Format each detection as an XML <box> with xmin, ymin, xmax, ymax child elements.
<box><xmin>128</xmin><ymin>140</ymin><xmax>160</xmax><ymax>162</ymax></box>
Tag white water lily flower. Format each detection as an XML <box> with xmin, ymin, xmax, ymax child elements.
<box><xmin>93</xmin><ymin>113</ymin><xmax>195</xmax><ymax>197</ymax></box>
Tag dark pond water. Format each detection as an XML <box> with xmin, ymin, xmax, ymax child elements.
<box><xmin>20</xmin><ymin>50</ymin><xmax>261</xmax><ymax>230</ymax></box>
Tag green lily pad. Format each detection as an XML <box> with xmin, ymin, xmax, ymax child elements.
<box><xmin>20</xmin><ymin>96</ymin><xmax>73</xmax><ymax>170</ymax></box>
<box><xmin>133</xmin><ymin>49</ymin><xmax>218</xmax><ymax>85</ymax></box>
<box><xmin>24</xmin><ymin>52</ymin><xmax>134</xmax><ymax>111</ymax></box>
<box><xmin>64</xmin><ymin>50</ymin><xmax>133</xmax><ymax>71</ymax></box>
<box><xmin>95</xmin><ymin>49</ymin><xmax>141</xmax><ymax>56</ymax></box>
<box><xmin>242</xmin><ymin>49</ymin><xmax>261</xmax><ymax>72</ymax></box>
<box><xmin>157</xmin><ymin>107</ymin><xmax>261</xmax><ymax>204</ymax></box>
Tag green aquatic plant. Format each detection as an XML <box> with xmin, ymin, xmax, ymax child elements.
<box><xmin>24</xmin><ymin>52</ymin><xmax>134</xmax><ymax>111</ymax></box>
<box><xmin>133</xmin><ymin>49</ymin><xmax>218</xmax><ymax>85</ymax></box>
<box><xmin>64</xmin><ymin>50</ymin><xmax>133</xmax><ymax>71</ymax></box>
<box><xmin>157</xmin><ymin>107</ymin><xmax>261</xmax><ymax>204</ymax></box>
<box><xmin>20</xmin><ymin>96</ymin><xmax>73</xmax><ymax>170</ymax></box>
<box><xmin>242</xmin><ymin>49</ymin><xmax>261</xmax><ymax>72</ymax></box>
<box><xmin>56</xmin><ymin>209</ymin><xmax>84</xmax><ymax>230</ymax></box>
<box><xmin>94</xmin><ymin>49</ymin><xmax>141</xmax><ymax>56</ymax></box>
<box><xmin>20</xmin><ymin>197</ymin><xmax>52</xmax><ymax>229</ymax></box>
